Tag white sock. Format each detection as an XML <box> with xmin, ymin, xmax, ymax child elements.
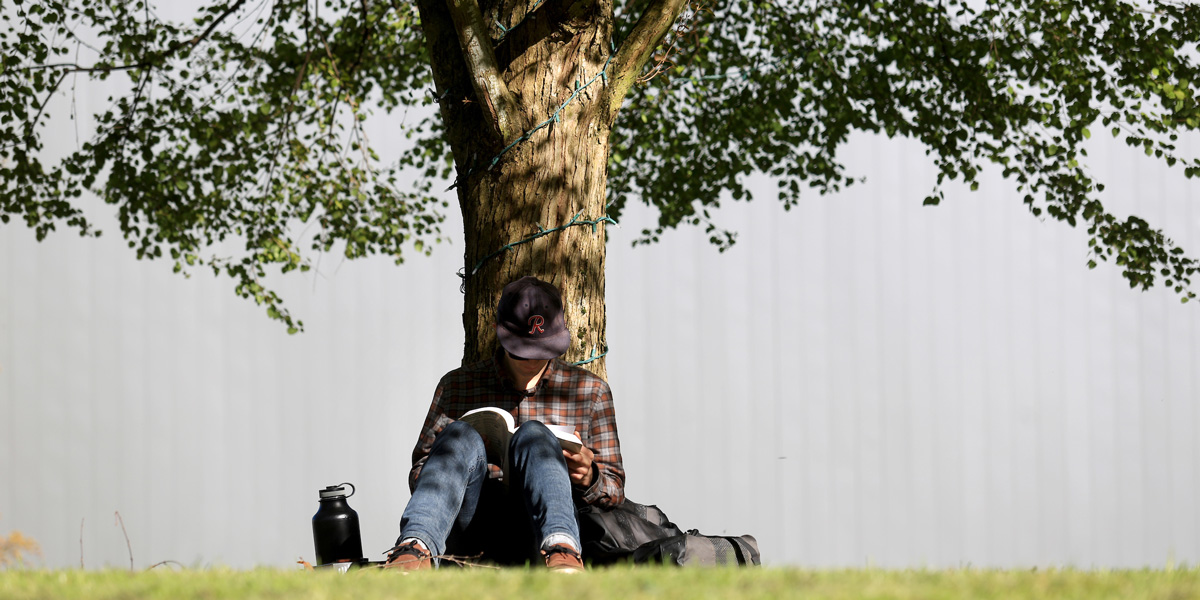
<box><xmin>541</xmin><ymin>533</ymin><xmax>579</xmax><ymax>553</ymax></box>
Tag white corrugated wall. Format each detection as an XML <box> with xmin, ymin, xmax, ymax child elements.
<box><xmin>2</xmin><ymin>35</ymin><xmax>1198</xmax><ymax>569</ymax></box>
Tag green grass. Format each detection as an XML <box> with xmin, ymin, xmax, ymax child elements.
<box><xmin>2</xmin><ymin>567</ymin><xmax>1199</xmax><ymax>599</ymax></box>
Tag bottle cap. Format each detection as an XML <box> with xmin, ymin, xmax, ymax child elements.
<box><xmin>319</xmin><ymin>482</ymin><xmax>355</xmax><ymax>499</ymax></box>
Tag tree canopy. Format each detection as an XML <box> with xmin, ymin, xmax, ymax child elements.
<box><xmin>3</xmin><ymin>0</ymin><xmax>1199</xmax><ymax>333</ymax></box>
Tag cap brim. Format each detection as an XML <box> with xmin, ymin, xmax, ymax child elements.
<box><xmin>496</xmin><ymin>322</ymin><xmax>570</xmax><ymax>360</ymax></box>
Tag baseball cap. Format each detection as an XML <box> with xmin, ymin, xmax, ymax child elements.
<box><xmin>495</xmin><ymin>276</ymin><xmax>571</xmax><ymax>360</ymax></box>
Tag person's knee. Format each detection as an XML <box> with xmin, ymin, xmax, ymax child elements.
<box><xmin>511</xmin><ymin>420</ymin><xmax>556</xmax><ymax>446</ymax></box>
<box><xmin>433</xmin><ymin>420</ymin><xmax>486</xmax><ymax>458</ymax></box>
<box><xmin>511</xmin><ymin>420</ymin><xmax>563</xmax><ymax>463</ymax></box>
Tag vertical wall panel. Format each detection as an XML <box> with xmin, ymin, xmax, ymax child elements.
<box><xmin>0</xmin><ymin>229</ymin><xmax>14</xmax><ymax>544</ymax></box>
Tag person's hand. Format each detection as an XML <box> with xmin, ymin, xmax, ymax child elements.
<box><xmin>563</xmin><ymin>434</ymin><xmax>594</xmax><ymax>488</ymax></box>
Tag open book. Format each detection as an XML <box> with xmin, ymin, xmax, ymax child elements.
<box><xmin>459</xmin><ymin>407</ymin><xmax>583</xmax><ymax>479</ymax></box>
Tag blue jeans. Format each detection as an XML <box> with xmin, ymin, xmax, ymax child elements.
<box><xmin>399</xmin><ymin>420</ymin><xmax>581</xmax><ymax>565</ymax></box>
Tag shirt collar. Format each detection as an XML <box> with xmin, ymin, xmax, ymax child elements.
<box><xmin>491</xmin><ymin>346</ymin><xmax>558</xmax><ymax>396</ymax></box>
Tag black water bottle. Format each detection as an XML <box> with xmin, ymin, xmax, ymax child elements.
<box><xmin>312</xmin><ymin>483</ymin><xmax>364</xmax><ymax>565</ymax></box>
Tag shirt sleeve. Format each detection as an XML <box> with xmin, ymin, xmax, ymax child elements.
<box><xmin>408</xmin><ymin>376</ymin><xmax>454</xmax><ymax>492</ymax></box>
<box><xmin>574</xmin><ymin>380</ymin><xmax>625</xmax><ymax>507</ymax></box>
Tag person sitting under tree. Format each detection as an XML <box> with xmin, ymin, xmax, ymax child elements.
<box><xmin>385</xmin><ymin>276</ymin><xmax>625</xmax><ymax>572</ymax></box>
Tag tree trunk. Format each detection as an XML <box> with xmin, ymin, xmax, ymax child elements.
<box><xmin>418</xmin><ymin>0</ymin><xmax>615</xmax><ymax>379</ymax></box>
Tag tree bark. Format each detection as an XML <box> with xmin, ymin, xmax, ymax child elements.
<box><xmin>419</xmin><ymin>0</ymin><xmax>615</xmax><ymax>378</ymax></box>
<box><xmin>417</xmin><ymin>0</ymin><xmax>683</xmax><ymax>379</ymax></box>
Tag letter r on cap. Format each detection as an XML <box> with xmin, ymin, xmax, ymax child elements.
<box><xmin>528</xmin><ymin>315</ymin><xmax>545</xmax><ymax>335</ymax></box>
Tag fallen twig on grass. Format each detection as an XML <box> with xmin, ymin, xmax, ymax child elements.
<box><xmin>364</xmin><ymin>554</ymin><xmax>501</xmax><ymax>568</ymax></box>
<box><xmin>366</xmin><ymin>549</ymin><xmax>500</xmax><ymax>571</ymax></box>
<box><xmin>146</xmin><ymin>560</ymin><xmax>185</xmax><ymax>571</ymax></box>
<box><xmin>433</xmin><ymin>554</ymin><xmax>501</xmax><ymax>569</ymax></box>
<box><xmin>114</xmin><ymin>511</ymin><xmax>133</xmax><ymax>571</ymax></box>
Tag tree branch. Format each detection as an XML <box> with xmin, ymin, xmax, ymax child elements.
<box><xmin>444</xmin><ymin>0</ymin><xmax>522</xmax><ymax>142</ymax></box>
<box><xmin>187</xmin><ymin>0</ymin><xmax>250</xmax><ymax>46</ymax></box>
<box><xmin>17</xmin><ymin>0</ymin><xmax>247</xmax><ymax>75</ymax></box>
<box><xmin>17</xmin><ymin>62</ymin><xmax>144</xmax><ymax>74</ymax></box>
<box><xmin>606</xmin><ymin>0</ymin><xmax>687</xmax><ymax>122</ymax></box>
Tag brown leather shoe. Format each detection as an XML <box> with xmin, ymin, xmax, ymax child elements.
<box><xmin>384</xmin><ymin>539</ymin><xmax>432</xmax><ymax>572</ymax></box>
<box><xmin>542</xmin><ymin>544</ymin><xmax>584</xmax><ymax>573</ymax></box>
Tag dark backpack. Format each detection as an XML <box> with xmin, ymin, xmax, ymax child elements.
<box><xmin>578</xmin><ymin>500</ymin><xmax>759</xmax><ymax>567</ymax></box>
<box><xmin>578</xmin><ymin>501</ymin><xmax>683</xmax><ymax>564</ymax></box>
<box><xmin>631</xmin><ymin>530</ymin><xmax>760</xmax><ymax>567</ymax></box>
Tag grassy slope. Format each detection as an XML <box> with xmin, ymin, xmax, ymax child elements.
<box><xmin>2</xmin><ymin>567</ymin><xmax>1199</xmax><ymax>600</ymax></box>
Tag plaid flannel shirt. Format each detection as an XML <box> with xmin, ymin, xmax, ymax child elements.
<box><xmin>408</xmin><ymin>347</ymin><xmax>625</xmax><ymax>508</ymax></box>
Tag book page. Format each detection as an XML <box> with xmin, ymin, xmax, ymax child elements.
<box><xmin>459</xmin><ymin>408</ymin><xmax>515</xmax><ymax>465</ymax></box>
<box><xmin>546</xmin><ymin>424</ymin><xmax>582</xmax><ymax>452</ymax></box>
